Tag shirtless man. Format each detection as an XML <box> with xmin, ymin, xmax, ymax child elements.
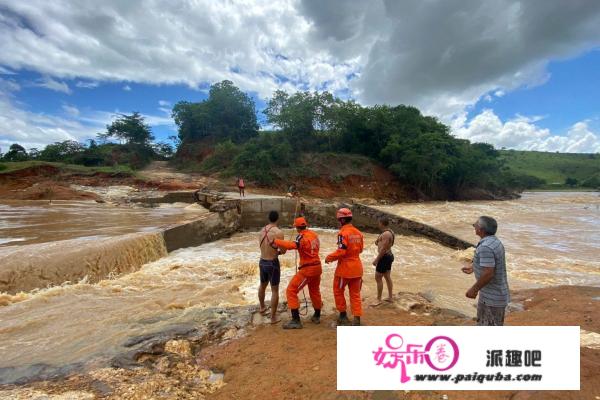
<box><xmin>258</xmin><ymin>210</ymin><xmax>285</xmax><ymax>323</ymax></box>
<box><xmin>371</xmin><ymin>217</ymin><xmax>395</xmax><ymax>306</ymax></box>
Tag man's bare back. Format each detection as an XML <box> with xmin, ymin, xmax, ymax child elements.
<box><xmin>259</xmin><ymin>224</ymin><xmax>284</xmax><ymax>260</ymax></box>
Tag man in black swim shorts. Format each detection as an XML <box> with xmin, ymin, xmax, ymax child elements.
<box><xmin>258</xmin><ymin>210</ymin><xmax>285</xmax><ymax>324</ymax></box>
<box><xmin>371</xmin><ymin>217</ymin><xmax>395</xmax><ymax>306</ymax></box>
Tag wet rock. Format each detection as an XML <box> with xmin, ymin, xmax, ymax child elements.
<box><xmin>0</xmin><ymin>362</ymin><xmax>84</xmax><ymax>386</ymax></box>
<box><xmin>90</xmin><ymin>380</ymin><xmax>113</xmax><ymax>396</ymax></box>
<box><xmin>395</xmin><ymin>292</ymin><xmax>431</xmax><ymax>312</ymax></box>
<box><xmin>507</xmin><ymin>302</ymin><xmax>525</xmax><ymax>312</ymax></box>
<box><xmin>164</xmin><ymin>339</ymin><xmax>193</xmax><ymax>357</ymax></box>
<box><xmin>123</xmin><ymin>324</ymin><xmax>199</xmax><ymax>348</ymax></box>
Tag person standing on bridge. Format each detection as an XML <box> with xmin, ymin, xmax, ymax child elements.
<box><xmin>258</xmin><ymin>211</ymin><xmax>285</xmax><ymax>324</ymax></box>
<box><xmin>274</xmin><ymin>217</ymin><xmax>322</xmax><ymax>329</ymax></box>
<box><xmin>325</xmin><ymin>208</ymin><xmax>365</xmax><ymax>326</ymax></box>
<box><xmin>236</xmin><ymin>176</ymin><xmax>245</xmax><ymax>197</ymax></box>
<box><xmin>371</xmin><ymin>217</ymin><xmax>395</xmax><ymax>307</ymax></box>
<box><xmin>462</xmin><ymin>216</ymin><xmax>510</xmax><ymax>326</ymax></box>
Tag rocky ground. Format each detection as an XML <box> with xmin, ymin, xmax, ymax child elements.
<box><xmin>1</xmin><ymin>286</ymin><xmax>597</xmax><ymax>399</ymax></box>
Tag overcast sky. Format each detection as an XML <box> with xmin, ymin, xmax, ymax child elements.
<box><xmin>1</xmin><ymin>0</ymin><xmax>599</xmax><ymax>152</ymax></box>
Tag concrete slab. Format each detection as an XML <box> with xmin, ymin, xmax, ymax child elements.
<box><xmin>260</xmin><ymin>198</ymin><xmax>283</xmax><ymax>213</ymax></box>
<box><xmin>241</xmin><ymin>199</ymin><xmax>262</xmax><ymax>213</ymax></box>
<box><xmin>222</xmin><ymin>192</ymin><xmax>285</xmax><ymax>199</ymax></box>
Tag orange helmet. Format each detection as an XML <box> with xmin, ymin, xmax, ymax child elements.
<box><xmin>336</xmin><ymin>207</ymin><xmax>353</xmax><ymax>219</ymax></box>
<box><xmin>293</xmin><ymin>217</ymin><xmax>308</xmax><ymax>227</ymax></box>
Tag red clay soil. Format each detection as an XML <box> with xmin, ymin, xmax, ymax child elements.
<box><xmin>300</xmin><ymin>166</ymin><xmax>419</xmax><ymax>202</ymax></box>
<box><xmin>202</xmin><ymin>286</ymin><xmax>600</xmax><ymax>400</ymax></box>
<box><xmin>0</xmin><ymin>163</ymin><xmax>416</xmax><ymax>202</ymax></box>
<box><xmin>0</xmin><ymin>165</ymin><xmax>198</xmax><ymax>200</ymax></box>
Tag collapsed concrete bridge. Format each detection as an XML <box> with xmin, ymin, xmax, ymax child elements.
<box><xmin>164</xmin><ymin>189</ymin><xmax>475</xmax><ymax>252</ymax></box>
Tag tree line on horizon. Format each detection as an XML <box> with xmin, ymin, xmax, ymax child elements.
<box><xmin>4</xmin><ymin>80</ymin><xmax>593</xmax><ymax>195</ymax></box>
<box><xmin>170</xmin><ymin>81</ymin><xmax>548</xmax><ymax>197</ymax></box>
<box><xmin>0</xmin><ymin>112</ymin><xmax>174</xmax><ymax>170</ymax></box>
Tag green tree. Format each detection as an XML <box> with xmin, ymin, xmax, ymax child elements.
<box><xmin>152</xmin><ymin>142</ymin><xmax>174</xmax><ymax>159</ymax></box>
<box><xmin>3</xmin><ymin>143</ymin><xmax>28</xmax><ymax>161</ymax></box>
<box><xmin>106</xmin><ymin>112</ymin><xmax>154</xmax><ymax>145</ymax></box>
<box><xmin>172</xmin><ymin>80</ymin><xmax>258</xmax><ymax>144</ymax></box>
<box><xmin>39</xmin><ymin>140</ymin><xmax>85</xmax><ymax>162</ymax></box>
<box><xmin>565</xmin><ymin>177</ymin><xmax>578</xmax><ymax>187</ymax></box>
<box><xmin>263</xmin><ymin>90</ymin><xmax>338</xmax><ymax>150</ymax></box>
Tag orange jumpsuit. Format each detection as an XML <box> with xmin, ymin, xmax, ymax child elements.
<box><xmin>274</xmin><ymin>229</ymin><xmax>323</xmax><ymax>311</ymax></box>
<box><xmin>325</xmin><ymin>223</ymin><xmax>364</xmax><ymax>317</ymax></box>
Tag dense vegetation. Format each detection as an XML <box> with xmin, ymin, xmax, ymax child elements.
<box><xmin>172</xmin><ymin>81</ymin><xmax>552</xmax><ymax>197</ymax></box>
<box><xmin>500</xmin><ymin>150</ymin><xmax>600</xmax><ymax>189</ymax></box>
<box><xmin>0</xmin><ymin>113</ymin><xmax>172</xmax><ymax>170</ymax></box>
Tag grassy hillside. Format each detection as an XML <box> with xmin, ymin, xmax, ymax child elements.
<box><xmin>500</xmin><ymin>150</ymin><xmax>600</xmax><ymax>189</ymax></box>
<box><xmin>0</xmin><ymin>161</ymin><xmax>134</xmax><ymax>175</ymax></box>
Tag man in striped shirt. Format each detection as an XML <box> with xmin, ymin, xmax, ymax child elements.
<box><xmin>462</xmin><ymin>216</ymin><xmax>510</xmax><ymax>326</ymax></box>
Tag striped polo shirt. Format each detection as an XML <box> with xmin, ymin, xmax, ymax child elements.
<box><xmin>473</xmin><ymin>235</ymin><xmax>510</xmax><ymax>307</ymax></box>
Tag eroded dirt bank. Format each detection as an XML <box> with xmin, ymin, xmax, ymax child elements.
<box><xmin>1</xmin><ymin>286</ymin><xmax>598</xmax><ymax>399</ymax></box>
<box><xmin>0</xmin><ymin>164</ymin><xmax>201</xmax><ymax>201</ymax></box>
<box><xmin>0</xmin><ymin>161</ymin><xmax>513</xmax><ymax>203</ymax></box>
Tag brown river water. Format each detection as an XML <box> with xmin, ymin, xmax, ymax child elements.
<box><xmin>0</xmin><ymin>192</ymin><xmax>598</xmax><ymax>384</ymax></box>
<box><xmin>378</xmin><ymin>191</ymin><xmax>600</xmax><ymax>288</ymax></box>
<box><xmin>0</xmin><ymin>200</ymin><xmax>208</xmax><ymax>247</ymax></box>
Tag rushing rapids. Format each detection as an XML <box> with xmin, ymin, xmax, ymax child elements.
<box><xmin>0</xmin><ymin>191</ymin><xmax>597</xmax><ymax>385</ymax></box>
<box><xmin>0</xmin><ymin>229</ymin><xmax>468</xmax><ymax>384</ymax></box>
<box><xmin>378</xmin><ymin>192</ymin><xmax>600</xmax><ymax>288</ymax></box>
<box><xmin>0</xmin><ymin>200</ymin><xmax>209</xmax><ymax>293</ymax></box>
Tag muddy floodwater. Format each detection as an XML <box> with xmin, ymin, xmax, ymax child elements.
<box><xmin>0</xmin><ymin>191</ymin><xmax>598</xmax><ymax>384</ymax></box>
<box><xmin>0</xmin><ymin>200</ymin><xmax>208</xmax><ymax>247</ymax></box>
<box><xmin>378</xmin><ymin>191</ymin><xmax>600</xmax><ymax>288</ymax></box>
<box><xmin>0</xmin><ymin>229</ymin><xmax>465</xmax><ymax>384</ymax></box>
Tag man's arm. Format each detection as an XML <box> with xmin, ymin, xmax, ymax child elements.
<box><xmin>325</xmin><ymin>234</ymin><xmax>347</xmax><ymax>263</ymax></box>
<box><xmin>466</xmin><ymin>245</ymin><xmax>495</xmax><ymax>299</ymax></box>
<box><xmin>466</xmin><ymin>267</ymin><xmax>494</xmax><ymax>298</ymax></box>
<box><xmin>274</xmin><ymin>238</ymin><xmax>298</xmax><ymax>251</ymax></box>
<box><xmin>274</xmin><ymin>230</ymin><xmax>287</xmax><ymax>255</ymax></box>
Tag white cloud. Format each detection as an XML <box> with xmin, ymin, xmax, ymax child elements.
<box><xmin>122</xmin><ymin>85</ymin><xmax>131</xmax><ymax>91</ymax></box>
<box><xmin>452</xmin><ymin>109</ymin><xmax>600</xmax><ymax>153</ymax></box>
<box><xmin>75</xmin><ymin>80</ymin><xmax>99</xmax><ymax>89</ymax></box>
<box><xmin>61</xmin><ymin>104</ymin><xmax>80</xmax><ymax>117</ymax></box>
<box><xmin>0</xmin><ymin>81</ymin><xmax>174</xmax><ymax>149</ymax></box>
<box><xmin>0</xmin><ymin>0</ymin><xmax>599</xmax><ymax>148</ymax></box>
<box><xmin>0</xmin><ymin>0</ymin><xmax>598</xmax><ymax>111</ymax></box>
<box><xmin>0</xmin><ymin>91</ymin><xmax>89</xmax><ymax>150</ymax></box>
<box><xmin>301</xmin><ymin>0</ymin><xmax>600</xmax><ymax>120</ymax></box>
<box><xmin>0</xmin><ymin>0</ymin><xmax>356</xmax><ymax>99</ymax></box>
<box><xmin>31</xmin><ymin>76</ymin><xmax>71</xmax><ymax>94</ymax></box>
<box><xmin>158</xmin><ymin>100</ymin><xmax>170</xmax><ymax>107</ymax></box>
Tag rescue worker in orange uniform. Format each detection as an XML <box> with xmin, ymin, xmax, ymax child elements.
<box><xmin>325</xmin><ymin>208</ymin><xmax>364</xmax><ymax>326</ymax></box>
<box><xmin>274</xmin><ymin>217</ymin><xmax>323</xmax><ymax>329</ymax></box>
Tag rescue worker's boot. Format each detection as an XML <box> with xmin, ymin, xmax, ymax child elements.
<box><xmin>283</xmin><ymin>309</ymin><xmax>303</xmax><ymax>329</ymax></box>
<box><xmin>311</xmin><ymin>309</ymin><xmax>321</xmax><ymax>324</ymax></box>
<box><xmin>336</xmin><ymin>312</ymin><xmax>351</xmax><ymax>326</ymax></box>
<box><xmin>352</xmin><ymin>316</ymin><xmax>361</xmax><ymax>326</ymax></box>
